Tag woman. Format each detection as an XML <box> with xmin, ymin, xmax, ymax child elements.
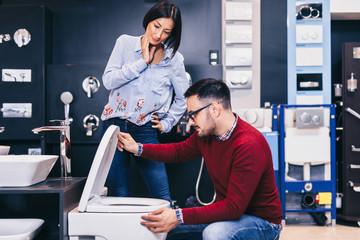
<box><xmin>101</xmin><ymin>1</ymin><xmax>188</xmax><ymax>204</ymax></box>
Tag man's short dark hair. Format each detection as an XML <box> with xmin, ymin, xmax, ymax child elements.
<box><xmin>184</xmin><ymin>78</ymin><xmax>231</xmax><ymax>110</ymax></box>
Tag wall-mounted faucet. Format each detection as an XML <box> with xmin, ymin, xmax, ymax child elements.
<box><xmin>82</xmin><ymin>76</ymin><xmax>100</xmax><ymax>98</ymax></box>
<box><xmin>83</xmin><ymin>114</ymin><xmax>99</xmax><ymax>136</ymax></box>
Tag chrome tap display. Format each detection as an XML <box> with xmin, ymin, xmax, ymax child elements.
<box><xmin>32</xmin><ymin>124</ymin><xmax>71</xmax><ymax>178</ymax></box>
<box><xmin>82</xmin><ymin>76</ymin><xmax>100</xmax><ymax>98</ymax></box>
<box><xmin>60</xmin><ymin>91</ymin><xmax>74</xmax><ymax>125</ymax></box>
<box><xmin>32</xmin><ymin>91</ymin><xmax>74</xmax><ymax>178</ymax></box>
<box><xmin>83</xmin><ymin>114</ymin><xmax>99</xmax><ymax>137</ymax></box>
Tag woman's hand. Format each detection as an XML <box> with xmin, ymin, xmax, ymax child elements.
<box><xmin>141</xmin><ymin>35</ymin><xmax>156</xmax><ymax>64</ymax></box>
<box><xmin>117</xmin><ymin>132</ymin><xmax>138</xmax><ymax>154</ymax></box>
<box><xmin>151</xmin><ymin>113</ymin><xmax>164</xmax><ymax>132</ymax></box>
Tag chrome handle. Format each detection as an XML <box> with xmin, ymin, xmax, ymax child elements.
<box><xmin>82</xmin><ymin>76</ymin><xmax>100</xmax><ymax>98</ymax></box>
<box><xmin>350</xmin><ymin>164</ymin><xmax>360</xmax><ymax>169</ymax></box>
<box><xmin>349</xmin><ymin>181</ymin><xmax>360</xmax><ymax>192</ymax></box>
<box><xmin>351</xmin><ymin>145</ymin><xmax>360</xmax><ymax>152</ymax></box>
<box><xmin>49</xmin><ymin>118</ymin><xmax>73</xmax><ymax>126</ymax></box>
<box><xmin>299</xmin><ymin>81</ymin><xmax>319</xmax><ymax>88</ymax></box>
<box><xmin>0</xmin><ymin>127</ymin><xmax>4</xmax><ymax>133</ymax></box>
<box><xmin>83</xmin><ymin>114</ymin><xmax>99</xmax><ymax>136</ymax></box>
<box><xmin>0</xmin><ymin>107</ymin><xmax>26</xmax><ymax>114</ymax></box>
<box><xmin>346</xmin><ymin>107</ymin><xmax>360</xmax><ymax>120</ymax></box>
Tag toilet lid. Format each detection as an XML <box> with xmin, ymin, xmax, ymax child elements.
<box><xmin>78</xmin><ymin>125</ymin><xmax>120</xmax><ymax>212</ymax></box>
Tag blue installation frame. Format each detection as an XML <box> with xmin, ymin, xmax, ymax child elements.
<box><xmin>262</xmin><ymin>104</ymin><xmax>280</xmax><ymax>189</ymax></box>
<box><xmin>279</xmin><ymin>104</ymin><xmax>336</xmax><ymax>226</ymax></box>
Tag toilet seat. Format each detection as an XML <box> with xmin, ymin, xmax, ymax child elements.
<box><xmin>77</xmin><ymin>125</ymin><xmax>169</xmax><ymax>212</ymax></box>
<box><xmin>77</xmin><ymin>125</ymin><xmax>120</xmax><ymax>212</ymax></box>
<box><xmin>86</xmin><ymin>196</ymin><xmax>170</xmax><ymax>213</ymax></box>
<box><xmin>68</xmin><ymin>125</ymin><xmax>170</xmax><ymax>240</ymax></box>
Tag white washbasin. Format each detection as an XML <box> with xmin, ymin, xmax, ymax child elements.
<box><xmin>0</xmin><ymin>145</ymin><xmax>10</xmax><ymax>155</ymax></box>
<box><xmin>0</xmin><ymin>218</ymin><xmax>44</xmax><ymax>240</ymax></box>
<box><xmin>0</xmin><ymin>155</ymin><xmax>58</xmax><ymax>187</ymax></box>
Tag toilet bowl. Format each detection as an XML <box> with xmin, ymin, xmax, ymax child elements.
<box><xmin>68</xmin><ymin>125</ymin><xmax>170</xmax><ymax>240</ymax></box>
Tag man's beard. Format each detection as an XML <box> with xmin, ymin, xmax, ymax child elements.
<box><xmin>196</xmin><ymin>113</ymin><xmax>216</xmax><ymax>138</ymax></box>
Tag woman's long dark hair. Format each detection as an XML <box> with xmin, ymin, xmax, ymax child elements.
<box><xmin>143</xmin><ymin>1</ymin><xmax>182</xmax><ymax>59</ymax></box>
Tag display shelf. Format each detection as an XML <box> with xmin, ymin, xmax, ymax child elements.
<box><xmin>0</xmin><ymin>177</ymin><xmax>86</xmax><ymax>240</ymax></box>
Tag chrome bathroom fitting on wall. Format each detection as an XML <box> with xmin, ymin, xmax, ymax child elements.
<box><xmin>0</xmin><ymin>127</ymin><xmax>4</xmax><ymax>133</ymax></box>
<box><xmin>0</xmin><ymin>34</ymin><xmax>11</xmax><ymax>43</ymax></box>
<box><xmin>83</xmin><ymin>114</ymin><xmax>99</xmax><ymax>137</ymax></box>
<box><xmin>347</xmin><ymin>72</ymin><xmax>357</xmax><ymax>92</ymax></box>
<box><xmin>13</xmin><ymin>28</ymin><xmax>31</xmax><ymax>47</ymax></box>
<box><xmin>0</xmin><ymin>29</ymin><xmax>31</xmax><ymax>47</ymax></box>
<box><xmin>32</xmin><ymin>91</ymin><xmax>74</xmax><ymax>178</ymax></box>
<box><xmin>82</xmin><ymin>76</ymin><xmax>100</xmax><ymax>98</ymax></box>
<box><xmin>296</xmin><ymin>3</ymin><xmax>322</xmax><ymax>20</ymax></box>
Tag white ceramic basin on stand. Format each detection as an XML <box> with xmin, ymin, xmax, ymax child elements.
<box><xmin>0</xmin><ymin>218</ymin><xmax>44</xmax><ymax>240</ymax></box>
<box><xmin>0</xmin><ymin>155</ymin><xmax>58</xmax><ymax>187</ymax></box>
<box><xmin>0</xmin><ymin>145</ymin><xmax>10</xmax><ymax>155</ymax></box>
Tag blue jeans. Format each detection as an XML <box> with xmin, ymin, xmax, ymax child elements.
<box><xmin>102</xmin><ymin>119</ymin><xmax>172</xmax><ymax>204</ymax></box>
<box><xmin>166</xmin><ymin>214</ymin><xmax>282</xmax><ymax>240</ymax></box>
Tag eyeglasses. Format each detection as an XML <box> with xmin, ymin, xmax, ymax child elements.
<box><xmin>188</xmin><ymin>103</ymin><xmax>212</xmax><ymax>121</ymax></box>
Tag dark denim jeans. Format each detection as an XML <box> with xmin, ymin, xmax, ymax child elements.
<box><xmin>102</xmin><ymin>118</ymin><xmax>172</xmax><ymax>204</ymax></box>
<box><xmin>167</xmin><ymin>214</ymin><xmax>282</xmax><ymax>240</ymax></box>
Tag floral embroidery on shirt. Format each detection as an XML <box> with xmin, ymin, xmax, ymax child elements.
<box><xmin>137</xmin><ymin>113</ymin><xmax>146</xmax><ymax>124</ymax></box>
<box><xmin>121</xmin><ymin>101</ymin><xmax>127</xmax><ymax>111</ymax></box>
<box><xmin>116</xmin><ymin>100</ymin><xmax>127</xmax><ymax>112</ymax></box>
<box><xmin>135</xmin><ymin>99</ymin><xmax>145</xmax><ymax>112</ymax></box>
<box><xmin>103</xmin><ymin>105</ymin><xmax>114</xmax><ymax>116</ymax></box>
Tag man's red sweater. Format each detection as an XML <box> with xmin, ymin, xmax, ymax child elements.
<box><xmin>141</xmin><ymin>117</ymin><xmax>282</xmax><ymax>225</ymax></box>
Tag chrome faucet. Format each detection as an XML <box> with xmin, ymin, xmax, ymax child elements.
<box><xmin>32</xmin><ymin>91</ymin><xmax>74</xmax><ymax>178</ymax></box>
<box><xmin>32</xmin><ymin>122</ymin><xmax>72</xmax><ymax>178</ymax></box>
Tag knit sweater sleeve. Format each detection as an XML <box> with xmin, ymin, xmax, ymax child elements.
<box><xmin>141</xmin><ymin>132</ymin><xmax>203</xmax><ymax>163</ymax></box>
<box><xmin>182</xmin><ymin>139</ymin><xmax>268</xmax><ymax>225</ymax></box>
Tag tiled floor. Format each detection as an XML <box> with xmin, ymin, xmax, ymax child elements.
<box><xmin>280</xmin><ymin>222</ymin><xmax>360</xmax><ymax>240</ymax></box>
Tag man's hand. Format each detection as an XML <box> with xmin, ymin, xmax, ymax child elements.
<box><xmin>117</xmin><ymin>132</ymin><xmax>138</xmax><ymax>154</ymax></box>
<box><xmin>151</xmin><ymin>113</ymin><xmax>164</xmax><ymax>132</ymax></box>
<box><xmin>141</xmin><ymin>208</ymin><xmax>179</xmax><ymax>233</ymax></box>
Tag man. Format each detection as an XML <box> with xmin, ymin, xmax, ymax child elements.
<box><xmin>117</xmin><ymin>78</ymin><xmax>282</xmax><ymax>240</ymax></box>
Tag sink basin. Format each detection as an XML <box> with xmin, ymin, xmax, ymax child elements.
<box><xmin>0</xmin><ymin>155</ymin><xmax>58</xmax><ymax>187</ymax></box>
<box><xmin>0</xmin><ymin>145</ymin><xmax>10</xmax><ymax>155</ymax></box>
<box><xmin>0</xmin><ymin>218</ymin><xmax>44</xmax><ymax>240</ymax></box>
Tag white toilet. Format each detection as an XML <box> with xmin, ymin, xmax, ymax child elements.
<box><xmin>68</xmin><ymin>125</ymin><xmax>170</xmax><ymax>240</ymax></box>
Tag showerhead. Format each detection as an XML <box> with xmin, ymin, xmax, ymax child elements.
<box><xmin>60</xmin><ymin>91</ymin><xmax>73</xmax><ymax>105</ymax></box>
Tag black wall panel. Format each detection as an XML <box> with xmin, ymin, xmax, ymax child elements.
<box><xmin>46</xmin><ymin>64</ymin><xmax>107</xmax><ymax>143</ymax></box>
<box><xmin>0</xmin><ymin>5</ymin><xmax>51</xmax><ymax>140</ymax></box>
<box><xmin>260</xmin><ymin>0</ymin><xmax>288</xmax><ymax>105</ymax></box>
